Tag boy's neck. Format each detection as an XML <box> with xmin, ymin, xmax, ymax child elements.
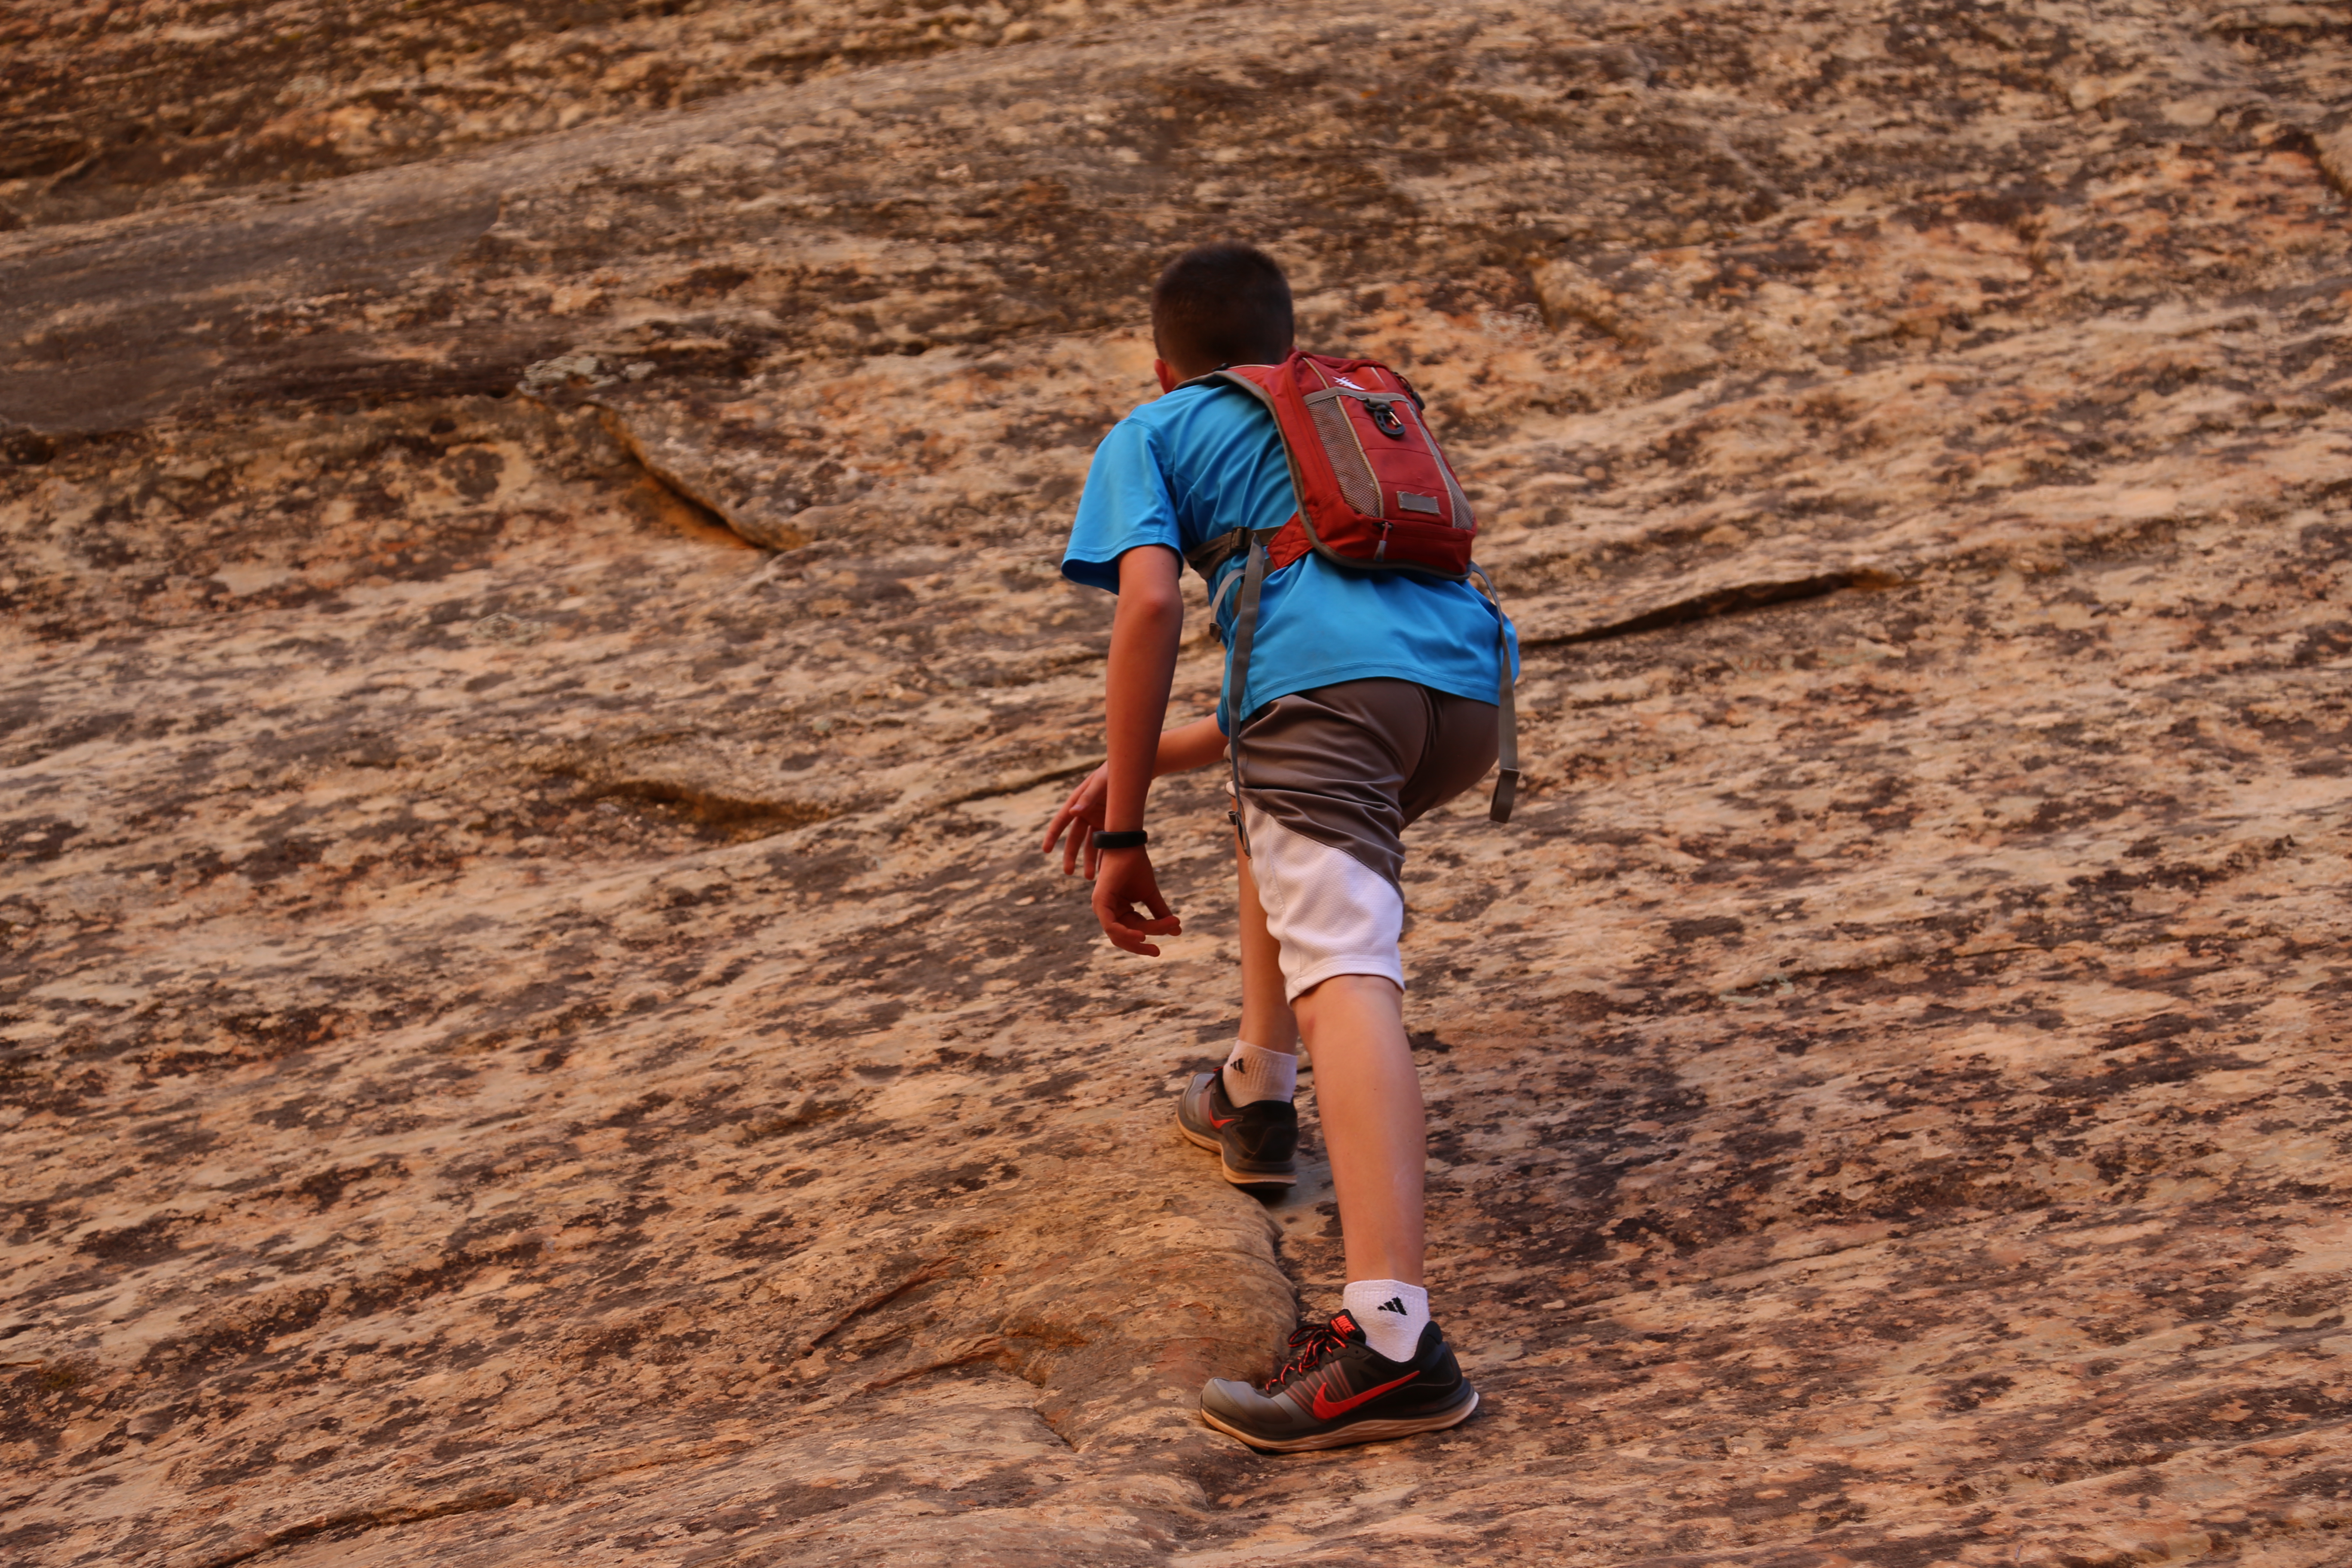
<box><xmin>1153</xmin><ymin>346</ymin><xmax>1292</xmax><ymax>393</ymax></box>
<box><xmin>1155</xmin><ymin>357</ymin><xmax>1216</xmax><ymax>393</ymax></box>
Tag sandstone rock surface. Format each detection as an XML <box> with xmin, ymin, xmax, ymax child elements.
<box><xmin>3</xmin><ymin>1</ymin><xmax>2349</xmax><ymax>1564</ymax></box>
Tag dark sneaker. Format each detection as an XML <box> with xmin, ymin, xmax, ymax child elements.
<box><xmin>1200</xmin><ymin>1311</ymin><xmax>1479</xmax><ymax>1453</ymax></box>
<box><xmin>1176</xmin><ymin>1069</ymin><xmax>1297</xmax><ymax>1190</ymax></box>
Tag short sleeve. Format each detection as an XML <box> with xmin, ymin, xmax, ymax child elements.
<box><xmin>1060</xmin><ymin>418</ymin><xmax>1180</xmax><ymax>594</ymax></box>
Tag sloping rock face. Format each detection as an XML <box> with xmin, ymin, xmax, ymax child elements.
<box><xmin>3</xmin><ymin>2</ymin><xmax>2350</xmax><ymax>1565</ymax></box>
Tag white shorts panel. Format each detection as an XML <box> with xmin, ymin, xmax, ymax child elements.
<box><xmin>1244</xmin><ymin>802</ymin><xmax>1406</xmax><ymax>1003</ymax></box>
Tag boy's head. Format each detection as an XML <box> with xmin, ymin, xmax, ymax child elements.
<box><xmin>1151</xmin><ymin>242</ymin><xmax>1294</xmax><ymax>389</ymax></box>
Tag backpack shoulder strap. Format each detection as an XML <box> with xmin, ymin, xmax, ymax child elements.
<box><xmin>1196</xmin><ymin>354</ymin><xmax>1355</xmax><ymax>571</ymax></box>
<box><xmin>1467</xmin><ymin>564</ymin><xmax>1519</xmax><ymax>823</ymax></box>
<box><xmin>1183</xmin><ymin>528</ymin><xmax>1248</xmax><ymax>579</ymax></box>
<box><xmin>1175</xmin><ymin>360</ymin><xmax>1308</xmax><ymax>581</ymax></box>
<box><xmin>1222</xmin><ymin>530</ymin><xmax>1277</xmax><ymax>855</ymax></box>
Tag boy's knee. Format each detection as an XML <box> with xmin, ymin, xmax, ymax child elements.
<box><xmin>1294</xmin><ymin>972</ymin><xmax>1404</xmax><ymax>1007</ymax></box>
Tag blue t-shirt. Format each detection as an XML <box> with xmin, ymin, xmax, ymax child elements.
<box><xmin>1061</xmin><ymin>381</ymin><xmax>1516</xmax><ymax>732</ymax></box>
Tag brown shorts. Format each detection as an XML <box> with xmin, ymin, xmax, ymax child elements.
<box><xmin>1236</xmin><ymin>678</ymin><xmax>1501</xmax><ymax>891</ymax></box>
<box><xmin>1229</xmin><ymin>680</ymin><xmax>1498</xmax><ymax>999</ymax></box>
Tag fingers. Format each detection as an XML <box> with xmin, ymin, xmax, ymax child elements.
<box><xmin>1044</xmin><ymin>776</ymin><xmax>1093</xmax><ymax>847</ymax></box>
<box><xmin>1093</xmin><ymin>869</ymin><xmax>1180</xmax><ymax>956</ymax></box>
<box><xmin>1093</xmin><ymin>895</ymin><xmax>1180</xmax><ymax>953</ymax></box>
<box><xmin>1041</xmin><ymin>790</ymin><xmax>1083</xmax><ymax>854</ymax></box>
<box><xmin>1100</xmin><ymin>909</ymin><xmax>1181</xmax><ymax>956</ymax></box>
<box><xmin>1042</xmin><ymin>767</ymin><xmax>1110</xmax><ymax>870</ymax></box>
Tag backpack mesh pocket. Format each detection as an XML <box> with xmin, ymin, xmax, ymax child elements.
<box><xmin>1435</xmin><ymin>441</ymin><xmax>1475</xmax><ymax>529</ymax></box>
<box><xmin>1309</xmin><ymin>396</ymin><xmax>1384</xmax><ymax>517</ymax></box>
<box><xmin>1402</xmin><ymin>403</ymin><xmax>1474</xmax><ymax>528</ymax></box>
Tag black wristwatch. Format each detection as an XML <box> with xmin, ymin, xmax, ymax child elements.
<box><xmin>1090</xmin><ymin>829</ymin><xmax>1149</xmax><ymax>850</ymax></box>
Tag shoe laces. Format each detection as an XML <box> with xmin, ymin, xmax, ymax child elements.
<box><xmin>1263</xmin><ymin>1318</ymin><xmax>1348</xmax><ymax>1389</ymax></box>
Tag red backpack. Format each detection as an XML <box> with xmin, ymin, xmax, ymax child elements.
<box><xmin>1181</xmin><ymin>350</ymin><xmax>1520</xmax><ymax>829</ymax></box>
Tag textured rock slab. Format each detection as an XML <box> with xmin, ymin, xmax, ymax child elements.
<box><xmin>5</xmin><ymin>407</ymin><xmax>2347</xmax><ymax>1565</ymax></box>
<box><xmin>3</xmin><ymin>0</ymin><xmax>2352</xmax><ymax>1565</ymax></box>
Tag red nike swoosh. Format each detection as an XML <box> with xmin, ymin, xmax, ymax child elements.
<box><xmin>1311</xmin><ymin>1370</ymin><xmax>1417</xmax><ymax>1421</ymax></box>
<box><xmin>1208</xmin><ymin>1113</ymin><xmax>1238</xmax><ymax>1128</ymax></box>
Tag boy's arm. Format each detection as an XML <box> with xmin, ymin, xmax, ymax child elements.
<box><xmin>1093</xmin><ymin>544</ymin><xmax>1185</xmax><ymax>956</ymax></box>
<box><xmin>1154</xmin><ymin>717</ymin><xmax>1228</xmax><ymax>774</ymax></box>
<box><xmin>1041</xmin><ymin>714</ymin><xmax>1227</xmax><ymax>877</ymax></box>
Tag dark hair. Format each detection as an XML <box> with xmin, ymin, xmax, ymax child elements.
<box><xmin>1150</xmin><ymin>242</ymin><xmax>1294</xmax><ymax>370</ymax></box>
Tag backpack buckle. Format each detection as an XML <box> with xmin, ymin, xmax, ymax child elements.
<box><xmin>1368</xmin><ymin>399</ymin><xmax>1408</xmax><ymax>439</ymax></box>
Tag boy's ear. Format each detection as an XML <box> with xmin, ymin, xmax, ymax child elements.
<box><xmin>1153</xmin><ymin>358</ymin><xmax>1179</xmax><ymax>394</ymax></box>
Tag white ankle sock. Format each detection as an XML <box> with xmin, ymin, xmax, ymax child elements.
<box><xmin>1221</xmin><ymin>1040</ymin><xmax>1297</xmax><ymax>1106</ymax></box>
<box><xmin>1342</xmin><ymin>1279</ymin><xmax>1430</xmax><ymax>1363</ymax></box>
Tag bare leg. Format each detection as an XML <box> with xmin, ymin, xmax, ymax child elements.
<box><xmin>1234</xmin><ymin>830</ymin><xmax>1299</xmax><ymax>1055</ymax></box>
<box><xmin>1290</xmin><ymin>974</ymin><xmax>1424</xmax><ymax>1286</ymax></box>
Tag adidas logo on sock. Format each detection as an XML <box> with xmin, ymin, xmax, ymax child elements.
<box><xmin>1377</xmin><ymin>1296</ymin><xmax>1408</xmax><ymax>1314</ymax></box>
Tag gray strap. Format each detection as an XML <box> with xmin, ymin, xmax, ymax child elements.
<box><xmin>1208</xmin><ymin>564</ymin><xmax>1243</xmax><ymax>626</ymax></box>
<box><xmin>1469</xmin><ymin>565</ymin><xmax>1519</xmax><ymax>823</ymax></box>
<box><xmin>1185</xmin><ymin>527</ymin><xmax>1249</xmax><ymax>579</ymax></box>
<box><xmin>1223</xmin><ymin>532</ymin><xmax>1274</xmax><ymax>857</ymax></box>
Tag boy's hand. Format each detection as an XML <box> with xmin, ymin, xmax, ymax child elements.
<box><xmin>1041</xmin><ymin>763</ymin><xmax>1111</xmax><ymax>879</ymax></box>
<box><xmin>1093</xmin><ymin>846</ymin><xmax>1180</xmax><ymax>956</ymax></box>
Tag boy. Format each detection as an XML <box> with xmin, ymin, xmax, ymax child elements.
<box><xmin>1041</xmin><ymin>242</ymin><xmax>1514</xmax><ymax>1452</ymax></box>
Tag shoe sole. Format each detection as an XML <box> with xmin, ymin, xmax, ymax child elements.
<box><xmin>1178</xmin><ymin>1120</ymin><xmax>1297</xmax><ymax>1188</ymax></box>
<box><xmin>1200</xmin><ymin>1388</ymin><xmax>1479</xmax><ymax>1453</ymax></box>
